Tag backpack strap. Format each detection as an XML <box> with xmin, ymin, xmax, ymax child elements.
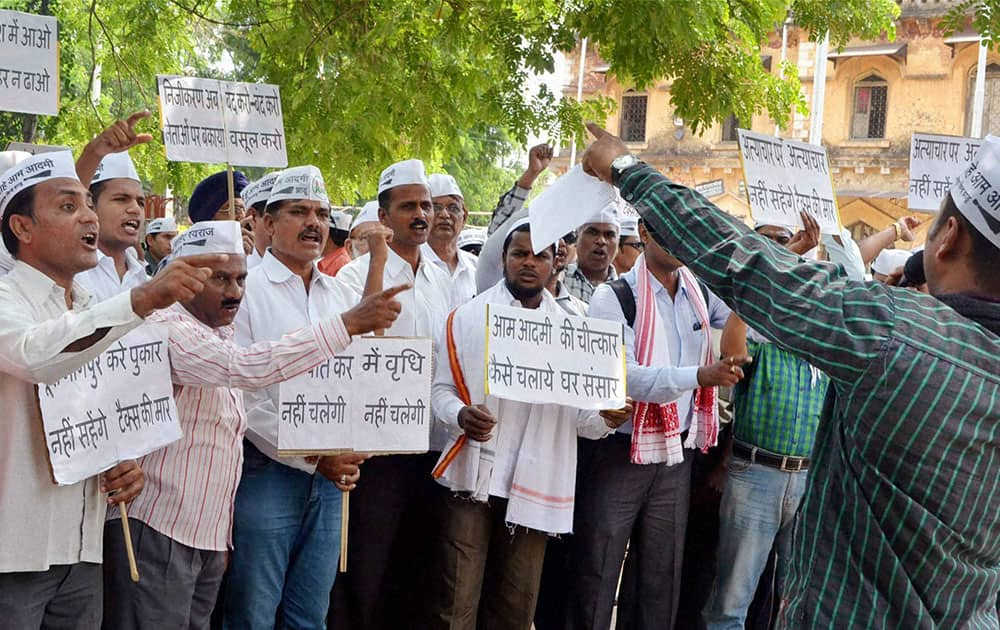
<box><xmin>609</xmin><ymin>277</ymin><xmax>637</xmax><ymax>329</ymax></box>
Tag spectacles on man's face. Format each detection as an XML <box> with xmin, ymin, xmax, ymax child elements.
<box><xmin>432</xmin><ymin>203</ymin><xmax>464</xmax><ymax>216</ymax></box>
<box><xmin>623</xmin><ymin>241</ymin><xmax>644</xmax><ymax>251</ymax></box>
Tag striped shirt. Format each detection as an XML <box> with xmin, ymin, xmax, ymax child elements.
<box><xmin>108</xmin><ymin>303</ymin><xmax>351</xmax><ymax>551</ymax></box>
<box><xmin>732</xmin><ymin>341</ymin><xmax>828</xmax><ymax>458</ymax></box>
<box><xmin>619</xmin><ymin>164</ymin><xmax>1000</xmax><ymax>628</ymax></box>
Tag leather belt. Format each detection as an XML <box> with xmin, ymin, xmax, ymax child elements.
<box><xmin>733</xmin><ymin>441</ymin><xmax>809</xmax><ymax>472</ymax></box>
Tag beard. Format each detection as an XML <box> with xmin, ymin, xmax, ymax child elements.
<box><xmin>504</xmin><ymin>277</ymin><xmax>544</xmax><ymax>303</ymax></box>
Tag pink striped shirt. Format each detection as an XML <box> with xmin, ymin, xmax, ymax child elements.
<box><xmin>107</xmin><ymin>303</ymin><xmax>351</xmax><ymax>551</ymax></box>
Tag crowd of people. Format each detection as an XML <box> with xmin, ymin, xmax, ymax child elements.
<box><xmin>0</xmin><ymin>113</ymin><xmax>997</xmax><ymax>630</ymax></box>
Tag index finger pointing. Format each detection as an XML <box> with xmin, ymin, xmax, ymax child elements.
<box><xmin>126</xmin><ymin>110</ymin><xmax>151</xmax><ymax>129</ymax></box>
<box><xmin>585</xmin><ymin>121</ymin><xmax>610</xmax><ymax>139</ymax></box>
<box><xmin>381</xmin><ymin>283</ymin><xmax>412</xmax><ymax>298</ymax></box>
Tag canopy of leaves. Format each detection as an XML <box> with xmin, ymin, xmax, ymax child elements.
<box><xmin>0</xmin><ymin>0</ymin><xmax>899</xmax><ymax>201</ymax></box>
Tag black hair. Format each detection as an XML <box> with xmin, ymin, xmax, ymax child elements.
<box><xmin>251</xmin><ymin>200</ymin><xmax>267</xmax><ymax>218</ymax></box>
<box><xmin>329</xmin><ymin>227</ymin><xmax>349</xmax><ymax>247</ymax></box>
<box><xmin>1</xmin><ymin>187</ymin><xmax>35</xmax><ymax>256</ymax></box>
<box><xmin>377</xmin><ymin>188</ymin><xmax>392</xmax><ymax>214</ymax></box>
<box><xmin>562</xmin><ymin>231</ymin><xmax>577</xmax><ymax>245</ymax></box>
<box><xmin>89</xmin><ymin>180</ymin><xmax>110</xmax><ymax>204</ymax></box>
<box><xmin>931</xmin><ymin>192</ymin><xmax>1000</xmax><ymax>294</ymax></box>
<box><xmin>264</xmin><ymin>199</ymin><xmax>288</xmax><ymax>216</ymax></box>
<box><xmin>502</xmin><ymin>224</ymin><xmax>555</xmax><ymax>258</ymax></box>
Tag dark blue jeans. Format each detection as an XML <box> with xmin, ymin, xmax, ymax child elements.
<box><xmin>223</xmin><ymin>442</ymin><xmax>342</xmax><ymax>630</ymax></box>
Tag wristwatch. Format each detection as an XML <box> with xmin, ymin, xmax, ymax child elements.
<box><xmin>611</xmin><ymin>153</ymin><xmax>640</xmax><ymax>185</ymax></box>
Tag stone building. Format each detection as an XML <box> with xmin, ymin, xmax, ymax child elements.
<box><xmin>561</xmin><ymin>0</ymin><xmax>994</xmax><ymax>246</ymax></box>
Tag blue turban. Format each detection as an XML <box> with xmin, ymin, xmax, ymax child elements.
<box><xmin>188</xmin><ymin>170</ymin><xmax>249</xmax><ymax>223</ymax></box>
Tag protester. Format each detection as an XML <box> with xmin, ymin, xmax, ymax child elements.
<box><xmin>457</xmin><ymin>227</ymin><xmax>486</xmax><ymax>256</ymax></box>
<box><xmin>430</xmin><ymin>217</ymin><xmax>633</xmax><ymax>629</ymax></box>
<box><xmin>188</xmin><ymin>170</ymin><xmax>253</xmax><ymax>256</ymax></box>
<box><xmin>569</xmin><ymin>218</ymin><xmax>739</xmax><ymax>629</ymax></box>
<box><xmin>564</xmin><ymin>203</ymin><xmax>620</xmax><ymax>302</ymax></box>
<box><xmin>0</xmin><ymin>150</ymin><xmax>218</xmax><ymax>629</ymax></box>
<box><xmin>241</xmin><ymin>172</ymin><xmax>279</xmax><ymax>269</ymax></box>
<box><xmin>613</xmin><ymin>215</ymin><xmax>642</xmax><ymax>274</ymax></box>
<box><xmin>345</xmin><ymin>200</ymin><xmax>380</xmax><ymax>259</ymax></box>
<box><xmin>701</xmin><ymin>217</ymin><xmax>827</xmax><ymax>630</ymax></box>
<box><xmin>143</xmin><ymin>216</ymin><xmax>177</xmax><ymax>275</ymax></box>
<box><xmin>582</xmin><ymin>124</ymin><xmax>1000</xmax><ymax>628</ymax></box>
<box><xmin>0</xmin><ymin>150</ymin><xmax>32</xmax><ymax>276</ymax></box>
<box><xmin>73</xmin><ymin>151</ymin><xmax>149</xmax><ymax>300</ymax></box>
<box><xmin>546</xmin><ymin>234</ymin><xmax>589</xmax><ymax>317</ymax></box>
<box><xmin>101</xmin><ymin>221</ymin><xmax>405</xmax><ymax>629</ymax></box>
<box><xmin>424</xmin><ymin>173</ymin><xmax>478</xmax><ymax>306</ymax></box>
<box><xmin>223</xmin><ymin>166</ymin><xmax>376</xmax><ymax>629</ymax></box>
<box><xmin>318</xmin><ymin>209</ymin><xmax>353</xmax><ymax>276</ymax></box>
<box><xmin>332</xmin><ymin>159</ymin><xmax>452</xmax><ymax>629</ymax></box>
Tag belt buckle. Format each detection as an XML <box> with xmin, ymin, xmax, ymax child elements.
<box><xmin>781</xmin><ymin>457</ymin><xmax>802</xmax><ymax>472</ymax></box>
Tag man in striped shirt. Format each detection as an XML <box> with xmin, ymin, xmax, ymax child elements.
<box><xmin>583</xmin><ymin>125</ymin><xmax>1000</xmax><ymax>628</ymax></box>
<box><xmin>101</xmin><ymin>221</ymin><xmax>406</xmax><ymax>629</ymax></box>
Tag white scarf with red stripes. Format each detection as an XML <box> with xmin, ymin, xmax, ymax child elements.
<box><xmin>629</xmin><ymin>255</ymin><xmax>718</xmax><ymax>465</ymax></box>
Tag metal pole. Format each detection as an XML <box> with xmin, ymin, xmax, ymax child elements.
<box><xmin>972</xmin><ymin>39</ymin><xmax>988</xmax><ymax>138</ymax></box>
<box><xmin>569</xmin><ymin>37</ymin><xmax>588</xmax><ymax>167</ymax></box>
<box><xmin>809</xmin><ymin>32</ymin><xmax>829</xmax><ymax>145</ymax></box>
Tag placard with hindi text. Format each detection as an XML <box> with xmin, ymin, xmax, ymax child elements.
<box><xmin>485</xmin><ymin>304</ymin><xmax>626</xmax><ymax>410</ymax></box>
<box><xmin>908</xmin><ymin>132</ymin><xmax>981</xmax><ymax>212</ymax></box>
<box><xmin>0</xmin><ymin>10</ymin><xmax>59</xmax><ymax>116</ymax></box>
<box><xmin>276</xmin><ymin>337</ymin><xmax>432</xmax><ymax>455</ymax></box>
<box><xmin>38</xmin><ymin>325</ymin><xmax>182</xmax><ymax>485</ymax></box>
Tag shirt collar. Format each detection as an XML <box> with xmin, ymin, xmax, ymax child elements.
<box><xmin>95</xmin><ymin>248</ymin><xmax>146</xmax><ymax>277</ymax></box>
<box><xmin>496</xmin><ymin>279</ymin><xmax>559</xmax><ymax>311</ymax></box>
<box><xmin>421</xmin><ymin>243</ymin><xmax>474</xmax><ymax>275</ymax></box>
<box><xmin>260</xmin><ymin>250</ymin><xmax>337</xmax><ymax>290</ymax></box>
<box><xmin>568</xmin><ymin>263</ymin><xmax>618</xmax><ymax>285</ymax></box>
<box><xmin>170</xmin><ymin>302</ymin><xmax>235</xmax><ymax>340</ymax></box>
<box><xmin>9</xmin><ymin>260</ymin><xmax>91</xmax><ymax>309</ymax></box>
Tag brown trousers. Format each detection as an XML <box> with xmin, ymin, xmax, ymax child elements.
<box><xmin>431</xmin><ymin>490</ymin><xmax>549</xmax><ymax>630</ymax></box>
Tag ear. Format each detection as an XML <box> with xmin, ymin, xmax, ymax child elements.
<box><xmin>932</xmin><ymin>215</ymin><xmax>963</xmax><ymax>261</ymax></box>
<box><xmin>637</xmin><ymin>221</ymin><xmax>650</xmax><ymax>244</ymax></box>
<box><xmin>8</xmin><ymin>214</ymin><xmax>34</xmax><ymax>247</ymax></box>
<box><xmin>378</xmin><ymin>207</ymin><xmax>389</xmax><ymax>226</ymax></box>
<box><xmin>262</xmin><ymin>212</ymin><xmax>276</xmax><ymax>237</ymax></box>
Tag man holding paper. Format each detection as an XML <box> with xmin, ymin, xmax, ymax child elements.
<box><xmin>332</xmin><ymin>158</ymin><xmax>452</xmax><ymax>630</ymax></box>
<box><xmin>101</xmin><ymin>221</ymin><xmax>405</xmax><ymax>630</ymax></box>
<box><xmin>430</xmin><ymin>217</ymin><xmax>633</xmax><ymax>630</ymax></box>
<box><xmin>582</xmin><ymin>125</ymin><xmax>1000</xmax><ymax>628</ymax></box>
<box><xmin>225</xmin><ymin>165</ymin><xmax>389</xmax><ymax>629</ymax></box>
<box><xmin>0</xmin><ymin>151</ymin><xmax>219</xmax><ymax>629</ymax></box>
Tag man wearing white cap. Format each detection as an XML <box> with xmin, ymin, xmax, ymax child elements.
<box><xmin>423</xmin><ymin>173</ymin><xmax>479</xmax><ymax>307</ymax></box>
<box><xmin>0</xmin><ymin>150</ymin><xmax>31</xmax><ymax>277</ymax></box>
<box><xmin>582</xmin><ymin>123</ymin><xmax>1000</xmax><ymax>628</ymax></box>
<box><xmin>346</xmin><ymin>200</ymin><xmax>381</xmax><ymax>259</ymax></box>
<box><xmin>429</xmin><ymin>216</ymin><xmax>633</xmax><ymax>628</ymax></box>
<box><xmin>75</xmin><ymin>151</ymin><xmax>150</xmax><ymax>301</ymax></box>
<box><xmin>870</xmin><ymin>248</ymin><xmax>911</xmax><ymax>283</ymax></box>
<box><xmin>143</xmin><ymin>216</ymin><xmax>178</xmax><ymax>275</ymax></box>
<box><xmin>564</xmin><ymin>199</ymin><xmax>621</xmax><ymax>303</ymax></box>
<box><xmin>242</xmin><ymin>171</ymin><xmax>279</xmax><ymax>269</ymax></box>
<box><xmin>0</xmin><ymin>150</ymin><xmax>220</xmax><ymax>629</ymax></box>
<box><xmin>224</xmin><ymin>165</ymin><xmax>403</xmax><ymax>629</ymax></box>
<box><xmin>614</xmin><ymin>214</ymin><xmax>642</xmax><ymax>274</ymax></box>
<box><xmin>332</xmin><ymin>158</ymin><xmax>451</xmax><ymax>629</ymax></box>
<box><xmin>457</xmin><ymin>228</ymin><xmax>487</xmax><ymax>256</ymax></box>
<box><xmin>101</xmin><ymin>221</ymin><xmax>406</xmax><ymax>629</ymax></box>
<box><xmin>318</xmin><ymin>209</ymin><xmax>353</xmax><ymax>276</ymax></box>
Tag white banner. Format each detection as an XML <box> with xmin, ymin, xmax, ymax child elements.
<box><xmin>908</xmin><ymin>133</ymin><xmax>981</xmax><ymax>212</ymax></box>
<box><xmin>0</xmin><ymin>10</ymin><xmax>58</xmax><ymax>116</ymax></box>
<box><xmin>277</xmin><ymin>337</ymin><xmax>432</xmax><ymax>455</ymax></box>
<box><xmin>157</xmin><ymin>75</ymin><xmax>288</xmax><ymax>168</ymax></box>
<box><xmin>528</xmin><ymin>164</ymin><xmax>619</xmax><ymax>254</ymax></box>
<box><xmin>38</xmin><ymin>325</ymin><xmax>182</xmax><ymax>485</ymax></box>
<box><xmin>485</xmin><ymin>304</ymin><xmax>626</xmax><ymax>409</ymax></box>
<box><xmin>738</xmin><ymin>129</ymin><xmax>841</xmax><ymax>235</ymax></box>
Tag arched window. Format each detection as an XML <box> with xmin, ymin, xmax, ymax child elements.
<box><xmin>851</xmin><ymin>74</ymin><xmax>888</xmax><ymax>139</ymax></box>
<box><xmin>620</xmin><ymin>90</ymin><xmax>648</xmax><ymax>143</ymax></box>
<box><xmin>965</xmin><ymin>63</ymin><xmax>1000</xmax><ymax>136</ymax></box>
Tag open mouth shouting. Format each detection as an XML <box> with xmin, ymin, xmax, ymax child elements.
<box><xmin>299</xmin><ymin>229</ymin><xmax>323</xmax><ymax>246</ymax></box>
<box><xmin>80</xmin><ymin>230</ymin><xmax>99</xmax><ymax>250</ymax></box>
<box><xmin>121</xmin><ymin>218</ymin><xmax>141</xmax><ymax>237</ymax></box>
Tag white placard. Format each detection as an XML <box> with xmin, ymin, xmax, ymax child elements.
<box><xmin>737</xmin><ymin>129</ymin><xmax>841</xmax><ymax>235</ymax></box>
<box><xmin>528</xmin><ymin>164</ymin><xmax>619</xmax><ymax>254</ymax></box>
<box><xmin>485</xmin><ymin>304</ymin><xmax>626</xmax><ymax>409</ymax></box>
<box><xmin>277</xmin><ymin>337</ymin><xmax>432</xmax><ymax>455</ymax></box>
<box><xmin>38</xmin><ymin>325</ymin><xmax>182</xmax><ymax>485</ymax></box>
<box><xmin>0</xmin><ymin>10</ymin><xmax>59</xmax><ymax>116</ymax></box>
<box><xmin>908</xmin><ymin>133</ymin><xmax>981</xmax><ymax>212</ymax></box>
<box><xmin>157</xmin><ymin>75</ymin><xmax>288</xmax><ymax>168</ymax></box>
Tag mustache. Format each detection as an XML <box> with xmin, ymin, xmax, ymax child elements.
<box><xmin>221</xmin><ymin>299</ymin><xmax>242</xmax><ymax>309</ymax></box>
<box><xmin>299</xmin><ymin>228</ymin><xmax>322</xmax><ymax>239</ymax></box>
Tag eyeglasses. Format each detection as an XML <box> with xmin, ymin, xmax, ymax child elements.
<box><xmin>432</xmin><ymin>203</ymin><xmax>464</xmax><ymax>216</ymax></box>
<box><xmin>623</xmin><ymin>241</ymin><xmax>645</xmax><ymax>251</ymax></box>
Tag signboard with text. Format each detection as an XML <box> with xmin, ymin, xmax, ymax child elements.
<box><xmin>0</xmin><ymin>10</ymin><xmax>59</xmax><ymax>115</ymax></box>
<box><xmin>908</xmin><ymin>132</ymin><xmax>981</xmax><ymax>212</ymax></box>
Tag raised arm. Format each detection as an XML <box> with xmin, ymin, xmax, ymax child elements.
<box><xmin>582</xmin><ymin>124</ymin><xmax>893</xmax><ymax>384</ymax></box>
<box><xmin>487</xmin><ymin>143</ymin><xmax>552</xmax><ymax>235</ymax></box>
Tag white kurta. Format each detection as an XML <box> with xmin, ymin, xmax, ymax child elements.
<box><xmin>420</xmin><ymin>243</ymin><xmax>478</xmax><ymax>308</ymax></box>
<box><xmin>75</xmin><ymin>248</ymin><xmax>148</xmax><ymax>302</ymax></box>
<box><xmin>431</xmin><ymin>280</ymin><xmax>612</xmax><ymax>535</ymax></box>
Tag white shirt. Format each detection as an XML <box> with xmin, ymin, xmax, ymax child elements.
<box><xmin>588</xmin><ymin>266</ymin><xmax>730</xmax><ymax>434</ymax></box>
<box><xmin>0</xmin><ymin>262</ymin><xmax>143</xmax><ymax>571</ymax></box>
<box><xmin>247</xmin><ymin>247</ymin><xmax>264</xmax><ymax>270</ymax></box>
<box><xmin>75</xmin><ymin>248</ymin><xmax>149</xmax><ymax>302</ymax></box>
<box><xmin>338</xmin><ymin>247</ymin><xmax>452</xmax><ymax>449</ymax></box>
<box><xmin>431</xmin><ymin>280</ymin><xmax>611</xmax><ymax>534</ymax></box>
<box><xmin>115</xmin><ymin>303</ymin><xmax>351</xmax><ymax>551</ymax></box>
<box><xmin>421</xmin><ymin>243</ymin><xmax>478</xmax><ymax>308</ymax></box>
<box><xmin>235</xmin><ymin>252</ymin><xmax>360</xmax><ymax>473</ymax></box>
